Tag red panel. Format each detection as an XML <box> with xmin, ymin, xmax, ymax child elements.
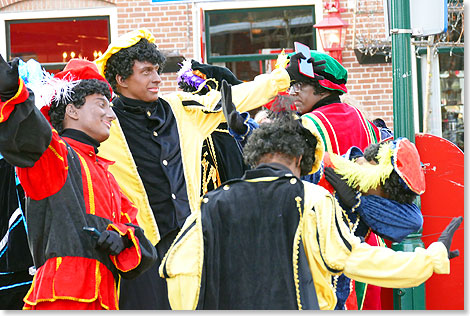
<box><xmin>9</xmin><ymin>18</ymin><xmax>109</xmax><ymax>65</ymax></box>
<box><xmin>415</xmin><ymin>133</ymin><xmax>464</xmax><ymax>310</ymax></box>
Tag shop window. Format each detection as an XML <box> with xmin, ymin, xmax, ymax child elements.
<box><xmin>204</xmin><ymin>5</ymin><xmax>316</xmax><ymax>80</ymax></box>
<box><xmin>439</xmin><ymin>48</ymin><xmax>464</xmax><ymax>151</ymax></box>
<box><xmin>7</xmin><ymin>17</ymin><xmax>110</xmax><ymax>73</ymax></box>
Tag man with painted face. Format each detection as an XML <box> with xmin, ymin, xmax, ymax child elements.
<box><xmin>286</xmin><ymin>51</ymin><xmax>381</xmax><ymax>155</ymax></box>
<box><xmin>0</xmin><ymin>56</ymin><xmax>157</xmax><ymax>310</ymax></box>
<box><xmin>94</xmin><ymin>28</ymin><xmax>300</xmax><ymax>309</ymax></box>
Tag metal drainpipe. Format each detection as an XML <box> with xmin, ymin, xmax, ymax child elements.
<box><xmin>390</xmin><ymin>0</ymin><xmax>426</xmax><ymax>310</ymax></box>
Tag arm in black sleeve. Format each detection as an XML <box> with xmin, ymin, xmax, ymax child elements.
<box><xmin>0</xmin><ymin>89</ymin><xmax>52</xmax><ymax>168</ymax></box>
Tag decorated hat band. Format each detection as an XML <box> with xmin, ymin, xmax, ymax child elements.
<box><xmin>317</xmin><ymin>78</ymin><xmax>348</xmax><ymax>94</ymax></box>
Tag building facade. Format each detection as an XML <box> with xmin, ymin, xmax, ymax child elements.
<box><xmin>0</xmin><ymin>0</ymin><xmax>464</xmax><ymax>150</ymax></box>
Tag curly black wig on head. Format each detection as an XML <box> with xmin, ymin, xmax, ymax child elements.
<box><xmin>104</xmin><ymin>38</ymin><xmax>166</xmax><ymax>91</ymax></box>
<box><xmin>363</xmin><ymin>142</ymin><xmax>418</xmax><ymax>204</ymax></box>
<box><xmin>49</xmin><ymin>79</ymin><xmax>111</xmax><ymax>134</ymax></box>
<box><xmin>243</xmin><ymin>112</ymin><xmax>317</xmax><ymax>176</ymax></box>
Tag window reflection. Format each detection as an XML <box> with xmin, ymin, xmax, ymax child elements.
<box><xmin>439</xmin><ymin>52</ymin><xmax>464</xmax><ymax>151</ymax></box>
<box><xmin>208</xmin><ymin>7</ymin><xmax>314</xmax><ymax>56</ymax></box>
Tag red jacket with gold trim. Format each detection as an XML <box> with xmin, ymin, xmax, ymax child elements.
<box><xmin>0</xmin><ymin>80</ymin><xmax>157</xmax><ymax>310</ymax></box>
<box><xmin>302</xmin><ymin>100</ymin><xmax>381</xmax><ymax>156</ymax></box>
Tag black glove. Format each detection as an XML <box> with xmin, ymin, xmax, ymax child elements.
<box><xmin>191</xmin><ymin>60</ymin><xmax>243</xmax><ymax>87</ymax></box>
<box><xmin>324</xmin><ymin>167</ymin><xmax>359</xmax><ymax>209</ymax></box>
<box><xmin>0</xmin><ymin>55</ymin><xmax>20</xmax><ymax>102</ymax></box>
<box><xmin>437</xmin><ymin>216</ymin><xmax>463</xmax><ymax>259</ymax></box>
<box><xmin>285</xmin><ymin>52</ymin><xmax>326</xmax><ymax>82</ymax></box>
<box><xmin>221</xmin><ymin>80</ymin><xmax>248</xmax><ymax>135</ymax></box>
<box><xmin>96</xmin><ymin>230</ymin><xmax>132</xmax><ymax>256</ymax></box>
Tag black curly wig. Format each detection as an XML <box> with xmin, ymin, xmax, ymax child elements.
<box><xmin>104</xmin><ymin>38</ymin><xmax>166</xmax><ymax>91</ymax></box>
<box><xmin>363</xmin><ymin>142</ymin><xmax>418</xmax><ymax>204</ymax></box>
<box><xmin>243</xmin><ymin>112</ymin><xmax>317</xmax><ymax>176</ymax></box>
<box><xmin>49</xmin><ymin>79</ymin><xmax>111</xmax><ymax>134</ymax></box>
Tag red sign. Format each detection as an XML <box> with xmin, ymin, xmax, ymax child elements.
<box><xmin>416</xmin><ymin>133</ymin><xmax>464</xmax><ymax>310</ymax></box>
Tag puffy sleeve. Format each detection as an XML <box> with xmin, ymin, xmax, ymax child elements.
<box><xmin>342</xmin><ymin>241</ymin><xmax>449</xmax><ymax>288</ymax></box>
<box><xmin>0</xmin><ymin>81</ymin><xmax>52</xmax><ymax>168</ymax></box>
<box><xmin>107</xmin><ymin>221</ymin><xmax>158</xmax><ymax>280</ymax></box>
<box><xmin>356</xmin><ymin>194</ymin><xmax>423</xmax><ymax>243</ymax></box>
<box><xmin>0</xmin><ymin>81</ymin><xmax>74</xmax><ymax>200</ymax></box>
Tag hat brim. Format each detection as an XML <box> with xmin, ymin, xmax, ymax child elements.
<box><xmin>393</xmin><ymin>138</ymin><xmax>426</xmax><ymax>194</ymax></box>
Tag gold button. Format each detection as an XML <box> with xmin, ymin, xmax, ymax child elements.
<box><xmin>153</xmin><ymin>131</ymin><xmax>158</xmax><ymax>137</ymax></box>
<box><xmin>171</xmin><ymin>193</ymin><xmax>176</xmax><ymax>200</ymax></box>
<box><xmin>147</xmin><ymin>111</ymin><xmax>151</xmax><ymax>116</ymax></box>
<box><xmin>223</xmin><ymin>185</ymin><xmax>230</xmax><ymax>190</ymax></box>
<box><xmin>163</xmin><ymin>160</ymin><xmax>168</xmax><ymax>166</ymax></box>
<box><xmin>290</xmin><ymin>178</ymin><xmax>297</xmax><ymax>184</ymax></box>
<box><xmin>203</xmin><ymin>197</ymin><xmax>209</xmax><ymax>203</ymax></box>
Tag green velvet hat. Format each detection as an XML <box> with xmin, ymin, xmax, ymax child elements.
<box><xmin>288</xmin><ymin>50</ymin><xmax>348</xmax><ymax>94</ymax></box>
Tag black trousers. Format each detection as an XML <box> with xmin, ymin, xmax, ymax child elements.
<box><xmin>119</xmin><ymin>229</ymin><xmax>179</xmax><ymax>310</ymax></box>
<box><xmin>0</xmin><ymin>270</ymin><xmax>33</xmax><ymax>310</ymax></box>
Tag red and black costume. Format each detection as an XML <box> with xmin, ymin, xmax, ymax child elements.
<box><xmin>0</xmin><ymin>78</ymin><xmax>157</xmax><ymax>309</ymax></box>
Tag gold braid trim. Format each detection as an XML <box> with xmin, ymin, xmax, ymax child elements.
<box><xmin>292</xmin><ymin>196</ymin><xmax>303</xmax><ymax>310</ymax></box>
<box><xmin>191</xmin><ymin>78</ymin><xmax>218</xmax><ymax>95</ymax></box>
<box><xmin>200</xmin><ymin>135</ymin><xmax>221</xmax><ymax>195</ymax></box>
<box><xmin>76</xmin><ymin>152</ymin><xmax>96</xmax><ymax>215</ymax></box>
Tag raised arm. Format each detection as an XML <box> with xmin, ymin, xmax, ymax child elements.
<box><xmin>0</xmin><ymin>54</ymin><xmax>52</xmax><ymax>168</ymax></box>
<box><xmin>0</xmin><ymin>54</ymin><xmax>71</xmax><ymax>200</ymax></box>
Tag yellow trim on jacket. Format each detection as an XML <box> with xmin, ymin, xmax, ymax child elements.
<box><xmin>160</xmin><ymin>179</ymin><xmax>451</xmax><ymax>310</ymax></box>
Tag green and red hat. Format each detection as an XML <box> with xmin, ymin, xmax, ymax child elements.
<box><xmin>288</xmin><ymin>50</ymin><xmax>348</xmax><ymax>94</ymax></box>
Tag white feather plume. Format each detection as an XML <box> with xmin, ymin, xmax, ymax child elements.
<box><xmin>40</xmin><ymin>72</ymin><xmax>81</xmax><ymax>108</ymax></box>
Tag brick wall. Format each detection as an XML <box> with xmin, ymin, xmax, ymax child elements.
<box><xmin>340</xmin><ymin>2</ymin><xmax>394</xmax><ymax>127</ymax></box>
<box><xmin>114</xmin><ymin>0</ymin><xmax>194</xmax><ymax>93</ymax></box>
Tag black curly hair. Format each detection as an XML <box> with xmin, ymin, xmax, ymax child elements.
<box><xmin>243</xmin><ymin>112</ymin><xmax>317</xmax><ymax>176</ymax></box>
<box><xmin>104</xmin><ymin>38</ymin><xmax>166</xmax><ymax>91</ymax></box>
<box><xmin>363</xmin><ymin>143</ymin><xmax>418</xmax><ymax>204</ymax></box>
<box><xmin>49</xmin><ymin>79</ymin><xmax>111</xmax><ymax>134</ymax></box>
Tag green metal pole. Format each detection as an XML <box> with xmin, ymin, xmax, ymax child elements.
<box><xmin>390</xmin><ymin>0</ymin><xmax>425</xmax><ymax>310</ymax></box>
<box><xmin>391</xmin><ymin>0</ymin><xmax>414</xmax><ymax>140</ymax></box>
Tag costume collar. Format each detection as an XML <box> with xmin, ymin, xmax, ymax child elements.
<box><xmin>114</xmin><ymin>93</ymin><xmax>156</xmax><ymax>113</ymax></box>
<box><xmin>312</xmin><ymin>94</ymin><xmax>342</xmax><ymax>110</ymax></box>
<box><xmin>242</xmin><ymin>163</ymin><xmax>296</xmax><ymax>180</ymax></box>
<box><xmin>61</xmin><ymin>129</ymin><xmax>100</xmax><ymax>154</ymax></box>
